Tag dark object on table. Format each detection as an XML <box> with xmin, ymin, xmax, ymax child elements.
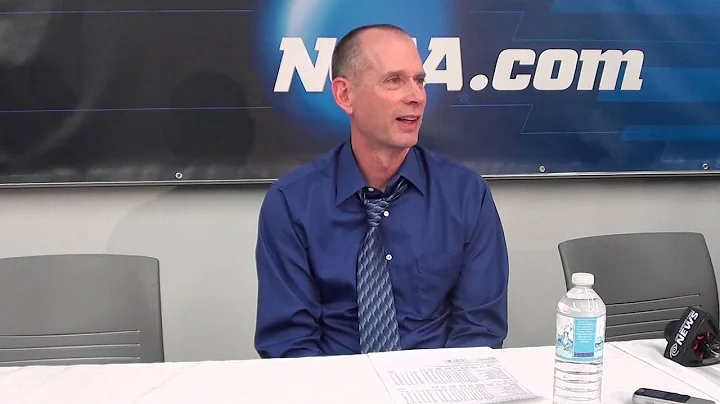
<box><xmin>663</xmin><ymin>306</ymin><xmax>720</xmax><ymax>367</ymax></box>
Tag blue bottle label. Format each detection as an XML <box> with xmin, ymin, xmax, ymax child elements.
<box><xmin>555</xmin><ymin>314</ymin><xmax>605</xmax><ymax>362</ymax></box>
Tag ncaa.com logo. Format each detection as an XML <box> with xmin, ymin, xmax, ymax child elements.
<box><xmin>273</xmin><ymin>37</ymin><xmax>645</xmax><ymax>93</ymax></box>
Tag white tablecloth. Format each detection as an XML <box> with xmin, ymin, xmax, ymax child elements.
<box><xmin>611</xmin><ymin>339</ymin><xmax>720</xmax><ymax>401</ymax></box>
<box><xmin>468</xmin><ymin>344</ymin><xmax>713</xmax><ymax>404</ymax></box>
<box><xmin>0</xmin><ymin>343</ymin><xmax>714</xmax><ymax>404</ymax></box>
<box><xmin>0</xmin><ymin>353</ymin><xmax>390</xmax><ymax>404</ymax></box>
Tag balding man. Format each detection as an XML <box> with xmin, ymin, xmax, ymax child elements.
<box><xmin>254</xmin><ymin>24</ymin><xmax>509</xmax><ymax>358</ymax></box>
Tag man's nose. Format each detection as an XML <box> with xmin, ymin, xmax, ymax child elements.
<box><xmin>404</xmin><ymin>82</ymin><xmax>426</xmax><ymax>104</ymax></box>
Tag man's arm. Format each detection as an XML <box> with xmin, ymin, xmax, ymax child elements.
<box><xmin>254</xmin><ymin>184</ymin><xmax>323</xmax><ymax>358</ymax></box>
<box><xmin>445</xmin><ymin>176</ymin><xmax>509</xmax><ymax>349</ymax></box>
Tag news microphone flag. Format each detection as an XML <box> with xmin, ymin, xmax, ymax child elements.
<box><xmin>664</xmin><ymin>306</ymin><xmax>720</xmax><ymax>367</ymax></box>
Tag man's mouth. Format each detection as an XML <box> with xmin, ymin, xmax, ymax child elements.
<box><xmin>396</xmin><ymin>115</ymin><xmax>420</xmax><ymax>122</ymax></box>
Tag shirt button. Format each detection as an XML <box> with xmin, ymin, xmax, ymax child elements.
<box><xmin>383</xmin><ymin>211</ymin><xmax>389</xmax><ymax>217</ymax></box>
<box><xmin>385</xmin><ymin>254</ymin><xmax>392</xmax><ymax>261</ymax></box>
<box><xmin>367</xmin><ymin>187</ymin><xmax>375</xmax><ymax>192</ymax></box>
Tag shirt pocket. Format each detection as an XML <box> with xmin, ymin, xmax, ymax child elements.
<box><xmin>417</xmin><ymin>251</ymin><xmax>463</xmax><ymax>319</ymax></box>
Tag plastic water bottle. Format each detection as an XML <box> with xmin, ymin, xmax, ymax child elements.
<box><xmin>553</xmin><ymin>272</ymin><xmax>607</xmax><ymax>404</ymax></box>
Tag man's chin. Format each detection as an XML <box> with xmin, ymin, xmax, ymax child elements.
<box><xmin>391</xmin><ymin>132</ymin><xmax>419</xmax><ymax>149</ymax></box>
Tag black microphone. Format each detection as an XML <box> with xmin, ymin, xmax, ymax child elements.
<box><xmin>663</xmin><ymin>306</ymin><xmax>720</xmax><ymax>367</ymax></box>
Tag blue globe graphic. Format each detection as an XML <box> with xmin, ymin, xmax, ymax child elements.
<box><xmin>252</xmin><ymin>0</ymin><xmax>458</xmax><ymax>144</ymax></box>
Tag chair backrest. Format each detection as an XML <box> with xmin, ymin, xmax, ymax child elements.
<box><xmin>0</xmin><ymin>254</ymin><xmax>164</xmax><ymax>366</ymax></box>
<box><xmin>558</xmin><ymin>232</ymin><xmax>719</xmax><ymax>342</ymax></box>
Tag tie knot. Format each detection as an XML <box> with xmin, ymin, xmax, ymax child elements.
<box><xmin>363</xmin><ymin>198</ymin><xmax>389</xmax><ymax>227</ymax></box>
<box><xmin>359</xmin><ymin>178</ymin><xmax>408</xmax><ymax>227</ymax></box>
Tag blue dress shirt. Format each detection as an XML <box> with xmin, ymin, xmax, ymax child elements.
<box><xmin>254</xmin><ymin>142</ymin><xmax>509</xmax><ymax>358</ymax></box>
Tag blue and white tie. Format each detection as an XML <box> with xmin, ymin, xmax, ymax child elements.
<box><xmin>357</xmin><ymin>178</ymin><xmax>409</xmax><ymax>353</ymax></box>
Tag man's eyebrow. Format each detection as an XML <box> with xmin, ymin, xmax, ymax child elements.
<box><xmin>384</xmin><ymin>70</ymin><xmax>427</xmax><ymax>78</ymax></box>
<box><xmin>385</xmin><ymin>70</ymin><xmax>403</xmax><ymax>77</ymax></box>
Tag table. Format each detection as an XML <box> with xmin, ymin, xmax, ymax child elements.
<box><xmin>0</xmin><ymin>342</ymin><xmax>714</xmax><ymax>403</ymax></box>
<box><xmin>611</xmin><ymin>339</ymin><xmax>720</xmax><ymax>401</ymax></box>
<box><xmin>0</xmin><ymin>354</ymin><xmax>390</xmax><ymax>404</ymax></box>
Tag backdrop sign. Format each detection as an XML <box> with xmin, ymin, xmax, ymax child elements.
<box><xmin>1</xmin><ymin>0</ymin><xmax>718</xmax><ymax>186</ymax></box>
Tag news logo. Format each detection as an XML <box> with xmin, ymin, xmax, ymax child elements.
<box><xmin>668</xmin><ymin>308</ymin><xmax>700</xmax><ymax>358</ymax></box>
<box><xmin>663</xmin><ymin>306</ymin><xmax>720</xmax><ymax>367</ymax></box>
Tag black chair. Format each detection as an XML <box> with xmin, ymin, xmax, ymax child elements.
<box><xmin>0</xmin><ymin>254</ymin><xmax>164</xmax><ymax>366</ymax></box>
<box><xmin>558</xmin><ymin>232</ymin><xmax>719</xmax><ymax>342</ymax></box>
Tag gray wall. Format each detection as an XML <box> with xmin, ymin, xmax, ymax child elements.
<box><xmin>1</xmin><ymin>177</ymin><xmax>719</xmax><ymax>361</ymax></box>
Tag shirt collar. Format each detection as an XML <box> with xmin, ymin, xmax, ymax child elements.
<box><xmin>335</xmin><ymin>142</ymin><xmax>426</xmax><ymax>206</ymax></box>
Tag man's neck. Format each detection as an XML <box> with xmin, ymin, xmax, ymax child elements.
<box><xmin>351</xmin><ymin>136</ymin><xmax>409</xmax><ymax>191</ymax></box>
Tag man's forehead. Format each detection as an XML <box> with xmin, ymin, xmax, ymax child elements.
<box><xmin>357</xmin><ymin>30</ymin><xmax>423</xmax><ymax>73</ymax></box>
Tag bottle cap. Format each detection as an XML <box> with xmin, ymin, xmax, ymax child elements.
<box><xmin>572</xmin><ymin>272</ymin><xmax>595</xmax><ymax>286</ymax></box>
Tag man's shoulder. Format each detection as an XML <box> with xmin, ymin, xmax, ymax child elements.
<box><xmin>271</xmin><ymin>145</ymin><xmax>339</xmax><ymax>192</ymax></box>
<box><xmin>415</xmin><ymin>145</ymin><xmax>489</xmax><ymax>191</ymax></box>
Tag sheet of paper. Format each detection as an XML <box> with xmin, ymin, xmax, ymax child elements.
<box><xmin>369</xmin><ymin>352</ymin><xmax>540</xmax><ymax>404</ymax></box>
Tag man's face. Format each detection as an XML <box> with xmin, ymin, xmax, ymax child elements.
<box><xmin>342</xmin><ymin>30</ymin><xmax>427</xmax><ymax>150</ymax></box>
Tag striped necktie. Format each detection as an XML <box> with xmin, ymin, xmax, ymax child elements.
<box><xmin>356</xmin><ymin>178</ymin><xmax>408</xmax><ymax>353</ymax></box>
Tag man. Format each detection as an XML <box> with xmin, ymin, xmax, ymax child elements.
<box><xmin>254</xmin><ymin>24</ymin><xmax>509</xmax><ymax>358</ymax></box>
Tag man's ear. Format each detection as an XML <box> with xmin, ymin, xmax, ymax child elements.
<box><xmin>331</xmin><ymin>77</ymin><xmax>353</xmax><ymax>115</ymax></box>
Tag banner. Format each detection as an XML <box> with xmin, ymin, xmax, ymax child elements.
<box><xmin>1</xmin><ymin>0</ymin><xmax>718</xmax><ymax>186</ymax></box>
